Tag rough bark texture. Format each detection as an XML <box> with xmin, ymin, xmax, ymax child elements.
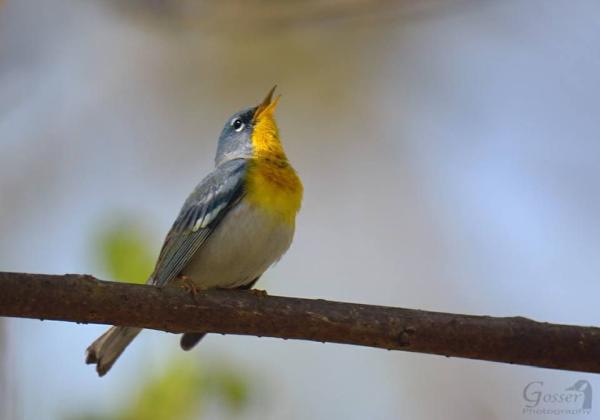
<box><xmin>1</xmin><ymin>271</ymin><xmax>599</xmax><ymax>373</ymax></box>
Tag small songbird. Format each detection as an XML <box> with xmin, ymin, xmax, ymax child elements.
<box><xmin>85</xmin><ymin>87</ymin><xmax>303</xmax><ymax>376</ymax></box>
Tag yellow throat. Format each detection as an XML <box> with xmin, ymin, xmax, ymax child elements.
<box><xmin>245</xmin><ymin>94</ymin><xmax>303</xmax><ymax>226</ymax></box>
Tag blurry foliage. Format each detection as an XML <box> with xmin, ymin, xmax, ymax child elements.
<box><xmin>120</xmin><ymin>360</ymin><xmax>204</xmax><ymax>420</ymax></box>
<box><xmin>119</xmin><ymin>359</ymin><xmax>251</xmax><ymax>420</ymax></box>
<box><xmin>93</xmin><ymin>219</ymin><xmax>155</xmax><ymax>284</ymax></box>
<box><xmin>66</xmin><ymin>358</ymin><xmax>252</xmax><ymax>420</ymax></box>
<box><xmin>211</xmin><ymin>368</ymin><xmax>250</xmax><ymax>412</ymax></box>
<box><xmin>109</xmin><ymin>0</ymin><xmax>458</xmax><ymax>32</ymax></box>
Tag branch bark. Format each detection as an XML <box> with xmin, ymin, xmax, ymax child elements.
<box><xmin>1</xmin><ymin>271</ymin><xmax>599</xmax><ymax>373</ymax></box>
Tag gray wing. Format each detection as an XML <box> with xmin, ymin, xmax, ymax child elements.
<box><xmin>148</xmin><ymin>159</ymin><xmax>247</xmax><ymax>287</ymax></box>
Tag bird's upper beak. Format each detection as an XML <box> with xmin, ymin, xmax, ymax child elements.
<box><xmin>253</xmin><ymin>85</ymin><xmax>280</xmax><ymax>122</ymax></box>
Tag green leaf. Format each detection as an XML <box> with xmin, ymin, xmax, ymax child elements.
<box><xmin>215</xmin><ymin>369</ymin><xmax>250</xmax><ymax>412</ymax></box>
<box><xmin>94</xmin><ymin>219</ymin><xmax>155</xmax><ymax>284</ymax></box>
<box><xmin>118</xmin><ymin>360</ymin><xmax>205</xmax><ymax>420</ymax></box>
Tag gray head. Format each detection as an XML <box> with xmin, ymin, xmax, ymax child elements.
<box><xmin>214</xmin><ymin>106</ymin><xmax>256</xmax><ymax>166</ymax></box>
<box><xmin>214</xmin><ymin>86</ymin><xmax>278</xmax><ymax>166</ymax></box>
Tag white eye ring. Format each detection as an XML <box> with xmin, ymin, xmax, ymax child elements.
<box><xmin>232</xmin><ymin>118</ymin><xmax>244</xmax><ymax>132</ymax></box>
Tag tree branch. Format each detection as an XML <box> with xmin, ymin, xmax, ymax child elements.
<box><xmin>1</xmin><ymin>271</ymin><xmax>599</xmax><ymax>373</ymax></box>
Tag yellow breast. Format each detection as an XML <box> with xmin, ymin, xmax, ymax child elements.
<box><xmin>245</xmin><ymin>159</ymin><xmax>303</xmax><ymax>225</ymax></box>
<box><xmin>244</xmin><ymin>103</ymin><xmax>303</xmax><ymax>226</ymax></box>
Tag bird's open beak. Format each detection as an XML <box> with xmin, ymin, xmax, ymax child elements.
<box><xmin>253</xmin><ymin>85</ymin><xmax>280</xmax><ymax>122</ymax></box>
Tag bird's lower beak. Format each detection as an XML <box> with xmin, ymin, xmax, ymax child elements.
<box><xmin>253</xmin><ymin>85</ymin><xmax>280</xmax><ymax>121</ymax></box>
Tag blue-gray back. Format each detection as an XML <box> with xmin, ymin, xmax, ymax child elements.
<box><xmin>148</xmin><ymin>158</ymin><xmax>247</xmax><ymax>287</ymax></box>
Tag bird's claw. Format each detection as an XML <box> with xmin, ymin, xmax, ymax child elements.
<box><xmin>178</xmin><ymin>275</ymin><xmax>199</xmax><ymax>296</ymax></box>
<box><xmin>250</xmin><ymin>289</ymin><xmax>268</xmax><ymax>298</ymax></box>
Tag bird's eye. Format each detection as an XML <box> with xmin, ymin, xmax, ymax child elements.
<box><xmin>232</xmin><ymin>118</ymin><xmax>244</xmax><ymax>132</ymax></box>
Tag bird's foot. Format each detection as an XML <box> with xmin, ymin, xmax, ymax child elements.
<box><xmin>178</xmin><ymin>275</ymin><xmax>199</xmax><ymax>296</ymax></box>
<box><xmin>250</xmin><ymin>289</ymin><xmax>268</xmax><ymax>298</ymax></box>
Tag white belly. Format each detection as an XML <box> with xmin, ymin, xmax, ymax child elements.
<box><xmin>180</xmin><ymin>201</ymin><xmax>295</xmax><ymax>289</ymax></box>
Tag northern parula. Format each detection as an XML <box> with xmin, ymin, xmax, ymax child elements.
<box><xmin>85</xmin><ymin>87</ymin><xmax>303</xmax><ymax>376</ymax></box>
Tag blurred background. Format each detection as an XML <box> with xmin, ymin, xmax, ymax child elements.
<box><xmin>1</xmin><ymin>0</ymin><xmax>600</xmax><ymax>419</ymax></box>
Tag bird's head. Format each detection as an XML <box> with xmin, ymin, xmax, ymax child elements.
<box><xmin>215</xmin><ymin>86</ymin><xmax>284</xmax><ymax>166</ymax></box>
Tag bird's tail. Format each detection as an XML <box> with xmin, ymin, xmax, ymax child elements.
<box><xmin>85</xmin><ymin>326</ymin><xmax>141</xmax><ymax>376</ymax></box>
<box><xmin>180</xmin><ymin>332</ymin><xmax>206</xmax><ymax>351</ymax></box>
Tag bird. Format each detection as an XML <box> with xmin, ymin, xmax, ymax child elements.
<box><xmin>85</xmin><ymin>86</ymin><xmax>303</xmax><ymax>376</ymax></box>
